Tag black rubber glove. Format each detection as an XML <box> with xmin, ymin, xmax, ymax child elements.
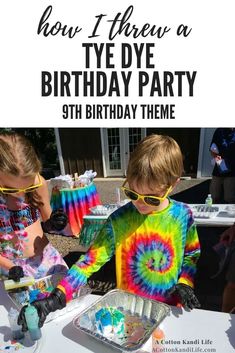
<box><xmin>18</xmin><ymin>288</ymin><xmax>66</xmax><ymax>331</ymax></box>
<box><xmin>42</xmin><ymin>209</ymin><xmax>68</xmax><ymax>233</ymax></box>
<box><xmin>168</xmin><ymin>283</ymin><xmax>201</xmax><ymax>310</ymax></box>
<box><xmin>8</xmin><ymin>266</ymin><xmax>24</xmax><ymax>282</ymax></box>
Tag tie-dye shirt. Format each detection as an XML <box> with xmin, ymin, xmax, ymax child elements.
<box><xmin>58</xmin><ymin>199</ymin><xmax>200</xmax><ymax>304</ymax></box>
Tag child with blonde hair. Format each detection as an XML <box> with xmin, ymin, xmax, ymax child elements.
<box><xmin>0</xmin><ymin>132</ymin><xmax>68</xmax><ymax>280</ymax></box>
<box><xmin>19</xmin><ymin>134</ymin><xmax>201</xmax><ymax>329</ymax></box>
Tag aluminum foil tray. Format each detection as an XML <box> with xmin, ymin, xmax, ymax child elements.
<box><xmin>192</xmin><ymin>205</ymin><xmax>219</xmax><ymax>219</ymax></box>
<box><xmin>7</xmin><ymin>273</ymin><xmax>91</xmax><ymax>323</ymax></box>
<box><xmin>73</xmin><ymin>289</ymin><xmax>170</xmax><ymax>352</ymax></box>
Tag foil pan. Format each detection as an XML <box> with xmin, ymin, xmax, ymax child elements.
<box><xmin>7</xmin><ymin>273</ymin><xmax>91</xmax><ymax>323</ymax></box>
<box><xmin>73</xmin><ymin>289</ymin><xmax>170</xmax><ymax>352</ymax></box>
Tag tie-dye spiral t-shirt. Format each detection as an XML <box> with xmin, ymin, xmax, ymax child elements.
<box><xmin>58</xmin><ymin>199</ymin><xmax>200</xmax><ymax>304</ymax></box>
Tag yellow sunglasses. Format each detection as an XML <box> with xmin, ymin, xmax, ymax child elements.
<box><xmin>121</xmin><ymin>180</ymin><xmax>172</xmax><ymax>206</ymax></box>
<box><xmin>0</xmin><ymin>174</ymin><xmax>42</xmax><ymax>194</ymax></box>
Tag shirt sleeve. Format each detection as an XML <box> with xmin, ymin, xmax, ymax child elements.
<box><xmin>178</xmin><ymin>221</ymin><xmax>201</xmax><ymax>288</ymax></box>
<box><xmin>57</xmin><ymin>218</ymin><xmax>115</xmax><ymax>301</ymax></box>
<box><xmin>210</xmin><ymin>128</ymin><xmax>220</xmax><ymax>148</ymax></box>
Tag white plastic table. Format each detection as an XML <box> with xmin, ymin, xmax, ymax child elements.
<box><xmin>0</xmin><ymin>281</ymin><xmax>235</xmax><ymax>353</ymax></box>
<box><xmin>189</xmin><ymin>204</ymin><xmax>235</xmax><ymax>226</ymax></box>
<box><xmin>82</xmin><ymin>203</ymin><xmax>235</xmax><ymax>227</ymax></box>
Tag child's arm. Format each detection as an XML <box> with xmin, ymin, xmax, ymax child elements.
<box><xmin>167</xmin><ymin>220</ymin><xmax>201</xmax><ymax>309</ymax></box>
<box><xmin>0</xmin><ymin>254</ymin><xmax>15</xmax><ymax>271</ymax></box>
<box><xmin>178</xmin><ymin>222</ymin><xmax>200</xmax><ymax>288</ymax></box>
<box><xmin>18</xmin><ymin>218</ymin><xmax>116</xmax><ymax>330</ymax></box>
<box><xmin>37</xmin><ymin>175</ymin><xmax>52</xmax><ymax>222</ymax></box>
<box><xmin>37</xmin><ymin>176</ymin><xmax>68</xmax><ymax>232</ymax></box>
<box><xmin>0</xmin><ymin>255</ymin><xmax>24</xmax><ymax>281</ymax></box>
<box><xmin>57</xmin><ymin>219</ymin><xmax>115</xmax><ymax>301</ymax></box>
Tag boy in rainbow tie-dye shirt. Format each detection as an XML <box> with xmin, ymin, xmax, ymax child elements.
<box><xmin>19</xmin><ymin>135</ymin><xmax>201</xmax><ymax>330</ymax></box>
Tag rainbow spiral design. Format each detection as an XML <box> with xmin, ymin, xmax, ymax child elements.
<box><xmin>122</xmin><ymin>232</ymin><xmax>176</xmax><ymax>300</ymax></box>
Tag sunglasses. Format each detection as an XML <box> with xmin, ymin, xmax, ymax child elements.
<box><xmin>0</xmin><ymin>174</ymin><xmax>42</xmax><ymax>194</ymax></box>
<box><xmin>121</xmin><ymin>180</ymin><xmax>172</xmax><ymax>206</ymax></box>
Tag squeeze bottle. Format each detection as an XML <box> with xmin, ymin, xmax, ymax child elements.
<box><xmin>24</xmin><ymin>305</ymin><xmax>42</xmax><ymax>341</ymax></box>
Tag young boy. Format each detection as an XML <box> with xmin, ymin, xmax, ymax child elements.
<box><xmin>19</xmin><ymin>134</ymin><xmax>201</xmax><ymax>329</ymax></box>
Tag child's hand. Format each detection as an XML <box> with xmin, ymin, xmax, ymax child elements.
<box><xmin>50</xmin><ymin>209</ymin><xmax>68</xmax><ymax>231</ymax></box>
<box><xmin>18</xmin><ymin>288</ymin><xmax>66</xmax><ymax>331</ymax></box>
<box><xmin>8</xmin><ymin>265</ymin><xmax>24</xmax><ymax>282</ymax></box>
<box><xmin>168</xmin><ymin>283</ymin><xmax>200</xmax><ymax>310</ymax></box>
<box><xmin>42</xmin><ymin>209</ymin><xmax>68</xmax><ymax>233</ymax></box>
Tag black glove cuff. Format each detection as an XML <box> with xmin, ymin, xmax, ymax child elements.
<box><xmin>42</xmin><ymin>210</ymin><xmax>68</xmax><ymax>232</ymax></box>
<box><xmin>8</xmin><ymin>266</ymin><xmax>24</xmax><ymax>282</ymax></box>
<box><xmin>175</xmin><ymin>283</ymin><xmax>195</xmax><ymax>297</ymax></box>
<box><xmin>48</xmin><ymin>288</ymin><xmax>66</xmax><ymax>312</ymax></box>
<box><xmin>177</xmin><ymin>283</ymin><xmax>192</xmax><ymax>290</ymax></box>
<box><xmin>175</xmin><ymin>283</ymin><xmax>200</xmax><ymax>309</ymax></box>
<box><xmin>51</xmin><ymin>210</ymin><xmax>68</xmax><ymax>231</ymax></box>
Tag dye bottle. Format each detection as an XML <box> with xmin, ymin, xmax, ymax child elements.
<box><xmin>8</xmin><ymin>307</ymin><xmax>25</xmax><ymax>340</ymax></box>
<box><xmin>116</xmin><ymin>187</ymin><xmax>121</xmax><ymax>205</ymax></box>
<box><xmin>24</xmin><ymin>305</ymin><xmax>42</xmax><ymax>341</ymax></box>
<box><xmin>205</xmin><ymin>194</ymin><xmax>213</xmax><ymax>206</ymax></box>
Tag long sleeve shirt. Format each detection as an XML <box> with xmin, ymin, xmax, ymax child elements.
<box><xmin>58</xmin><ymin>199</ymin><xmax>200</xmax><ymax>305</ymax></box>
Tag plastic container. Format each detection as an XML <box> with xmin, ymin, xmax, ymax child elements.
<box><xmin>8</xmin><ymin>307</ymin><xmax>25</xmax><ymax>340</ymax></box>
<box><xmin>116</xmin><ymin>187</ymin><xmax>121</xmax><ymax>204</ymax></box>
<box><xmin>191</xmin><ymin>205</ymin><xmax>219</xmax><ymax>219</ymax></box>
<box><xmin>73</xmin><ymin>289</ymin><xmax>170</xmax><ymax>352</ymax></box>
<box><xmin>24</xmin><ymin>305</ymin><xmax>42</xmax><ymax>341</ymax></box>
<box><xmin>225</xmin><ymin>205</ymin><xmax>235</xmax><ymax>217</ymax></box>
<box><xmin>89</xmin><ymin>204</ymin><xmax>117</xmax><ymax>216</ymax></box>
<box><xmin>4</xmin><ymin>276</ymin><xmax>35</xmax><ymax>291</ymax></box>
<box><xmin>205</xmin><ymin>194</ymin><xmax>213</xmax><ymax>206</ymax></box>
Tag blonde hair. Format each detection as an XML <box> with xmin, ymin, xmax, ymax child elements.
<box><xmin>126</xmin><ymin>134</ymin><xmax>183</xmax><ymax>190</ymax></box>
<box><xmin>0</xmin><ymin>132</ymin><xmax>43</xmax><ymax>207</ymax></box>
